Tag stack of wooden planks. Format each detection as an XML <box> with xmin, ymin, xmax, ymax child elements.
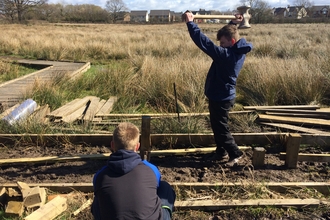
<box><xmin>46</xmin><ymin>96</ymin><xmax>117</xmax><ymax>123</ymax></box>
<box><xmin>244</xmin><ymin>105</ymin><xmax>330</xmax><ymax>134</ymax></box>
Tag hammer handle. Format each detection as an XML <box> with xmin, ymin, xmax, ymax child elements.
<box><xmin>193</xmin><ymin>15</ymin><xmax>236</xmax><ymax>19</ymax></box>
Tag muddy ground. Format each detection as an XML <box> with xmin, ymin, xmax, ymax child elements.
<box><xmin>0</xmin><ymin>143</ymin><xmax>329</xmax><ymax>220</ymax></box>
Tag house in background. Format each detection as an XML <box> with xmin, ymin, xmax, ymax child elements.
<box><xmin>273</xmin><ymin>6</ymin><xmax>307</xmax><ymax>19</ymax></box>
<box><xmin>130</xmin><ymin>10</ymin><xmax>148</xmax><ymax>22</ymax></box>
<box><xmin>287</xmin><ymin>6</ymin><xmax>307</xmax><ymax>19</ymax></box>
<box><xmin>311</xmin><ymin>5</ymin><xmax>330</xmax><ymax>17</ymax></box>
<box><xmin>273</xmin><ymin>7</ymin><xmax>288</xmax><ymax>17</ymax></box>
<box><xmin>149</xmin><ymin>10</ymin><xmax>171</xmax><ymax>22</ymax></box>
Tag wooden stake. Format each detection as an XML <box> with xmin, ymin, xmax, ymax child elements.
<box><xmin>140</xmin><ymin>116</ymin><xmax>151</xmax><ymax>161</ymax></box>
<box><xmin>285</xmin><ymin>133</ymin><xmax>301</xmax><ymax>169</ymax></box>
<box><xmin>252</xmin><ymin>147</ymin><xmax>266</xmax><ymax>168</ymax></box>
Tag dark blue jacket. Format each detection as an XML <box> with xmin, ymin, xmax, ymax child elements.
<box><xmin>92</xmin><ymin>149</ymin><xmax>162</xmax><ymax>220</ymax></box>
<box><xmin>187</xmin><ymin>21</ymin><xmax>253</xmax><ymax>101</ymax></box>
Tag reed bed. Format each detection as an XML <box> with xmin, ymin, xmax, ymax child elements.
<box><xmin>0</xmin><ymin>23</ymin><xmax>330</xmax><ymax>133</ymax></box>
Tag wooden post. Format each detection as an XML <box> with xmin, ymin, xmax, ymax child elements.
<box><xmin>140</xmin><ymin>116</ymin><xmax>151</xmax><ymax>161</ymax></box>
<box><xmin>285</xmin><ymin>133</ymin><xmax>301</xmax><ymax>169</ymax></box>
<box><xmin>252</xmin><ymin>147</ymin><xmax>266</xmax><ymax>168</ymax></box>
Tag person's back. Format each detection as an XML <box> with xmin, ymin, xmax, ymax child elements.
<box><xmin>93</xmin><ymin>149</ymin><xmax>162</xmax><ymax>220</ymax></box>
<box><xmin>92</xmin><ymin>122</ymin><xmax>175</xmax><ymax>220</ymax></box>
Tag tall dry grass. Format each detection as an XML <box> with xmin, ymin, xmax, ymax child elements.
<box><xmin>1</xmin><ymin>23</ymin><xmax>330</xmax><ymax>113</ymax></box>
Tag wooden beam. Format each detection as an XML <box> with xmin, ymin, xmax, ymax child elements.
<box><xmin>264</xmin><ymin>112</ymin><xmax>330</xmax><ymax>119</ymax></box>
<box><xmin>0</xmin><ymin>146</ymin><xmax>252</xmax><ymax>166</ymax></box>
<box><xmin>1</xmin><ymin>182</ymin><xmax>329</xmax><ymax>195</ymax></box>
<box><xmin>279</xmin><ymin>153</ymin><xmax>330</xmax><ymax>163</ymax></box>
<box><xmin>24</xmin><ymin>196</ymin><xmax>67</xmax><ymax>220</ymax></box>
<box><xmin>95</xmin><ymin>96</ymin><xmax>118</xmax><ymax>115</ymax></box>
<box><xmin>82</xmin><ymin>96</ymin><xmax>100</xmax><ymax>122</ymax></box>
<box><xmin>257</xmin><ymin>108</ymin><xmax>330</xmax><ymax>115</ymax></box>
<box><xmin>94</xmin><ymin>111</ymin><xmax>253</xmax><ymax>118</ymax></box>
<box><xmin>259</xmin><ymin>122</ymin><xmax>329</xmax><ymax>134</ymax></box>
<box><xmin>174</xmin><ymin>199</ymin><xmax>321</xmax><ymax>210</ymax></box>
<box><xmin>244</xmin><ymin>105</ymin><xmax>320</xmax><ymax>110</ymax></box>
<box><xmin>258</xmin><ymin>114</ymin><xmax>330</xmax><ymax>127</ymax></box>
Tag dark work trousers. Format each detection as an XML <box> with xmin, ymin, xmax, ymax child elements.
<box><xmin>208</xmin><ymin>99</ymin><xmax>241</xmax><ymax>158</ymax></box>
<box><xmin>158</xmin><ymin>181</ymin><xmax>176</xmax><ymax>220</ymax></box>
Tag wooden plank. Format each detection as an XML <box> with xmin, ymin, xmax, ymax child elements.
<box><xmin>258</xmin><ymin>108</ymin><xmax>330</xmax><ymax>115</ymax></box>
<box><xmin>259</xmin><ymin>122</ymin><xmax>329</xmax><ymax>134</ymax></box>
<box><xmin>30</xmin><ymin>104</ymin><xmax>50</xmax><ymax>123</ymax></box>
<box><xmin>61</xmin><ymin>103</ymin><xmax>89</xmax><ymax>123</ymax></box>
<box><xmin>1</xmin><ymin>182</ymin><xmax>330</xmax><ymax>195</ymax></box>
<box><xmin>265</xmin><ymin>112</ymin><xmax>330</xmax><ymax>119</ymax></box>
<box><xmin>94</xmin><ymin>111</ymin><xmax>253</xmax><ymax>118</ymax></box>
<box><xmin>24</xmin><ymin>196</ymin><xmax>67</xmax><ymax>220</ymax></box>
<box><xmin>174</xmin><ymin>199</ymin><xmax>321</xmax><ymax>210</ymax></box>
<box><xmin>95</xmin><ymin>96</ymin><xmax>118</xmax><ymax>115</ymax></box>
<box><xmin>244</xmin><ymin>105</ymin><xmax>320</xmax><ymax>110</ymax></box>
<box><xmin>151</xmin><ymin>132</ymin><xmax>283</xmax><ymax>146</ymax></box>
<box><xmin>95</xmin><ymin>99</ymin><xmax>106</xmax><ymax>114</ymax></box>
<box><xmin>0</xmin><ymin>66</ymin><xmax>53</xmax><ymax>88</ymax></box>
<box><xmin>279</xmin><ymin>153</ymin><xmax>330</xmax><ymax>163</ymax></box>
<box><xmin>47</xmin><ymin>98</ymin><xmax>81</xmax><ymax>118</ymax></box>
<box><xmin>48</xmin><ymin>96</ymin><xmax>95</xmax><ymax>118</ymax></box>
<box><xmin>258</xmin><ymin>114</ymin><xmax>330</xmax><ymax>127</ymax></box>
<box><xmin>0</xmin><ymin>147</ymin><xmax>252</xmax><ymax>166</ymax></box>
<box><xmin>82</xmin><ymin>96</ymin><xmax>100</xmax><ymax>121</ymax></box>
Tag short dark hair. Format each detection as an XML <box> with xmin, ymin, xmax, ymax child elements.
<box><xmin>217</xmin><ymin>24</ymin><xmax>239</xmax><ymax>41</ymax></box>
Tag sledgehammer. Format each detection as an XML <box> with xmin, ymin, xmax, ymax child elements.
<box><xmin>183</xmin><ymin>6</ymin><xmax>251</xmax><ymax>29</ymax></box>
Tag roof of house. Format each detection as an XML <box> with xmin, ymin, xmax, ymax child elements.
<box><xmin>312</xmin><ymin>5</ymin><xmax>329</xmax><ymax>11</ymax></box>
<box><xmin>130</xmin><ymin>10</ymin><xmax>148</xmax><ymax>16</ymax></box>
<box><xmin>149</xmin><ymin>10</ymin><xmax>171</xmax><ymax>16</ymax></box>
<box><xmin>274</xmin><ymin>7</ymin><xmax>287</xmax><ymax>14</ymax></box>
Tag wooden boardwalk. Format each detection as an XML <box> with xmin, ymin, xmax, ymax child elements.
<box><xmin>0</xmin><ymin>59</ymin><xmax>90</xmax><ymax>109</ymax></box>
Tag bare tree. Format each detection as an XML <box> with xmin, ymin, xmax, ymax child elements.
<box><xmin>240</xmin><ymin>0</ymin><xmax>273</xmax><ymax>23</ymax></box>
<box><xmin>0</xmin><ymin>0</ymin><xmax>47</xmax><ymax>22</ymax></box>
<box><xmin>293</xmin><ymin>0</ymin><xmax>314</xmax><ymax>8</ymax></box>
<box><xmin>105</xmin><ymin>0</ymin><xmax>128</xmax><ymax>23</ymax></box>
<box><xmin>0</xmin><ymin>0</ymin><xmax>16</xmax><ymax>21</ymax></box>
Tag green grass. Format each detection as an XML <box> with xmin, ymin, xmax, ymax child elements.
<box><xmin>0</xmin><ymin>62</ymin><xmax>40</xmax><ymax>84</ymax></box>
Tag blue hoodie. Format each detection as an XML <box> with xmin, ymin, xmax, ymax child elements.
<box><xmin>92</xmin><ymin>150</ymin><xmax>162</xmax><ymax>220</ymax></box>
<box><xmin>187</xmin><ymin>21</ymin><xmax>253</xmax><ymax>102</ymax></box>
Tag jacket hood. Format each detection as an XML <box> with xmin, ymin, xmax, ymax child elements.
<box><xmin>231</xmin><ymin>38</ymin><xmax>252</xmax><ymax>55</ymax></box>
<box><xmin>107</xmin><ymin>149</ymin><xmax>142</xmax><ymax>175</ymax></box>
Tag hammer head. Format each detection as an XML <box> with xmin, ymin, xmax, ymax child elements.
<box><xmin>237</xmin><ymin>6</ymin><xmax>251</xmax><ymax>29</ymax></box>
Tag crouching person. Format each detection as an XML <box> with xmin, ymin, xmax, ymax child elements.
<box><xmin>92</xmin><ymin>122</ymin><xmax>176</xmax><ymax>220</ymax></box>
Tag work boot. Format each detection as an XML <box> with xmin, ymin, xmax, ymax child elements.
<box><xmin>206</xmin><ymin>152</ymin><xmax>229</xmax><ymax>161</ymax></box>
<box><xmin>226</xmin><ymin>151</ymin><xmax>243</xmax><ymax>167</ymax></box>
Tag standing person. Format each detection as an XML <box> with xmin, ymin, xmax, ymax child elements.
<box><xmin>183</xmin><ymin>11</ymin><xmax>253</xmax><ymax>166</ymax></box>
<box><xmin>91</xmin><ymin>122</ymin><xmax>176</xmax><ymax>220</ymax></box>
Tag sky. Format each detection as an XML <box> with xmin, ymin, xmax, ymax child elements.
<box><xmin>48</xmin><ymin>0</ymin><xmax>330</xmax><ymax>12</ymax></box>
